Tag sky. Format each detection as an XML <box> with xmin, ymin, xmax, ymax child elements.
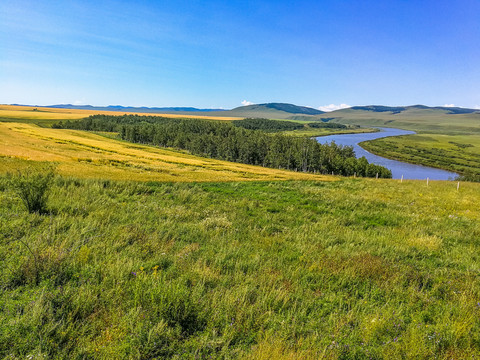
<box><xmin>1</xmin><ymin>0</ymin><xmax>480</xmax><ymax>110</ymax></box>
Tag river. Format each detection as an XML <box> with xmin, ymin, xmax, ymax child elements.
<box><xmin>316</xmin><ymin>127</ymin><xmax>458</xmax><ymax>180</ymax></box>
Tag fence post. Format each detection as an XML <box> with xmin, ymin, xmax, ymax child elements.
<box><xmin>401</xmin><ymin>175</ymin><xmax>403</xmax><ymax>183</ymax></box>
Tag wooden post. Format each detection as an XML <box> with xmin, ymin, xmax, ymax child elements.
<box><xmin>457</xmin><ymin>182</ymin><xmax>460</xmax><ymax>191</ymax></box>
<box><xmin>354</xmin><ymin>172</ymin><xmax>356</xmax><ymax>178</ymax></box>
<box><xmin>401</xmin><ymin>175</ymin><xmax>403</xmax><ymax>183</ymax></box>
<box><xmin>376</xmin><ymin>173</ymin><xmax>378</xmax><ymax>179</ymax></box>
<box><xmin>427</xmin><ymin>177</ymin><xmax>429</xmax><ymax>186</ymax></box>
<box><xmin>332</xmin><ymin>171</ymin><xmax>334</xmax><ymax>176</ymax></box>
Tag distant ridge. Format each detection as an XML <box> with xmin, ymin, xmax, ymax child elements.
<box><xmin>230</xmin><ymin>103</ymin><xmax>324</xmax><ymax>115</ymax></box>
<box><xmin>45</xmin><ymin>104</ymin><xmax>226</xmax><ymax>113</ymax></box>
<box><xmin>7</xmin><ymin>103</ymin><xmax>479</xmax><ymax>120</ymax></box>
<box><xmin>349</xmin><ymin>105</ymin><xmax>479</xmax><ymax>115</ymax></box>
<box><xmin>21</xmin><ymin>102</ymin><xmax>325</xmax><ymax>120</ymax></box>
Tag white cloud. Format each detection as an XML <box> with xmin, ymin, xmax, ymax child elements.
<box><xmin>73</xmin><ymin>99</ymin><xmax>85</xmax><ymax>105</ymax></box>
<box><xmin>241</xmin><ymin>100</ymin><xmax>254</xmax><ymax>106</ymax></box>
<box><xmin>443</xmin><ymin>104</ymin><xmax>455</xmax><ymax>107</ymax></box>
<box><xmin>474</xmin><ymin>105</ymin><xmax>480</xmax><ymax>110</ymax></box>
<box><xmin>318</xmin><ymin>103</ymin><xmax>350</xmax><ymax>112</ymax></box>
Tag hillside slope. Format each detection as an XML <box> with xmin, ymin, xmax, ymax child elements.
<box><xmin>0</xmin><ymin>122</ymin><xmax>329</xmax><ymax>182</ymax></box>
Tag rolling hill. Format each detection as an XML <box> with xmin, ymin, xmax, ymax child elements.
<box><xmin>2</xmin><ymin>102</ymin><xmax>480</xmax><ymax>358</ymax></box>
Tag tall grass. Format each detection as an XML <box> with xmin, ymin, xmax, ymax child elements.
<box><xmin>1</xmin><ymin>176</ymin><xmax>479</xmax><ymax>358</ymax></box>
<box><xmin>9</xmin><ymin>167</ymin><xmax>55</xmax><ymax>214</ymax></box>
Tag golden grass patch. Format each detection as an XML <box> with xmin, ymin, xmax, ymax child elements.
<box><xmin>408</xmin><ymin>234</ymin><xmax>443</xmax><ymax>250</ymax></box>
<box><xmin>0</xmin><ymin>122</ymin><xmax>332</xmax><ymax>182</ymax></box>
<box><xmin>0</xmin><ymin>104</ymin><xmax>240</xmax><ymax>122</ymax></box>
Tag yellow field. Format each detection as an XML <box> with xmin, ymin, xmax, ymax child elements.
<box><xmin>0</xmin><ymin>105</ymin><xmax>240</xmax><ymax>126</ymax></box>
<box><xmin>0</xmin><ymin>122</ymin><xmax>332</xmax><ymax>182</ymax></box>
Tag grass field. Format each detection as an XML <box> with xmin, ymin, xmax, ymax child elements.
<box><xmin>2</xmin><ymin>103</ymin><xmax>480</xmax><ymax>358</ymax></box>
<box><xmin>1</xmin><ymin>176</ymin><xmax>479</xmax><ymax>358</ymax></box>
<box><xmin>0</xmin><ymin>122</ymin><xmax>331</xmax><ymax>182</ymax></box>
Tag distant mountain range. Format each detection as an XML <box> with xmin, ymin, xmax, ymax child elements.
<box><xmin>45</xmin><ymin>104</ymin><xmax>226</xmax><ymax>113</ymax></box>
<box><xmin>38</xmin><ymin>102</ymin><xmax>325</xmax><ymax>117</ymax></box>
<box><xmin>12</xmin><ymin>103</ymin><xmax>480</xmax><ymax>120</ymax></box>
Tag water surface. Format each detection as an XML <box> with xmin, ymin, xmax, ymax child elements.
<box><xmin>316</xmin><ymin>128</ymin><xmax>458</xmax><ymax>180</ymax></box>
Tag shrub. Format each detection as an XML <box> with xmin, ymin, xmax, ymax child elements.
<box><xmin>10</xmin><ymin>168</ymin><xmax>55</xmax><ymax>214</ymax></box>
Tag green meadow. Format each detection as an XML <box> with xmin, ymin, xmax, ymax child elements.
<box><xmin>2</xmin><ymin>106</ymin><xmax>480</xmax><ymax>358</ymax></box>
<box><xmin>1</xmin><ymin>175</ymin><xmax>480</xmax><ymax>359</ymax></box>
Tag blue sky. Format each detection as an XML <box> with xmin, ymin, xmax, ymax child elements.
<box><xmin>1</xmin><ymin>0</ymin><xmax>479</xmax><ymax>110</ymax></box>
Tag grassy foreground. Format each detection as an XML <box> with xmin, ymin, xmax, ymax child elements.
<box><xmin>1</xmin><ymin>176</ymin><xmax>480</xmax><ymax>359</ymax></box>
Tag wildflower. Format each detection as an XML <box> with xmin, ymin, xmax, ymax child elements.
<box><xmin>132</xmin><ymin>272</ymin><xmax>137</xmax><ymax>276</ymax></box>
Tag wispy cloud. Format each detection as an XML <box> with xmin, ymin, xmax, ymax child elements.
<box><xmin>443</xmin><ymin>104</ymin><xmax>455</xmax><ymax>107</ymax></box>
<box><xmin>318</xmin><ymin>103</ymin><xmax>350</xmax><ymax>112</ymax></box>
<box><xmin>241</xmin><ymin>100</ymin><xmax>254</xmax><ymax>106</ymax></box>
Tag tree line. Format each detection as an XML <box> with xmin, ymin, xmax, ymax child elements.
<box><xmin>231</xmin><ymin>118</ymin><xmax>347</xmax><ymax>132</ymax></box>
<box><xmin>53</xmin><ymin>115</ymin><xmax>392</xmax><ymax>178</ymax></box>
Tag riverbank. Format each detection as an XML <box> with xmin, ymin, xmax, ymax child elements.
<box><xmin>282</xmin><ymin>126</ymin><xmax>380</xmax><ymax>138</ymax></box>
<box><xmin>316</xmin><ymin>128</ymin><xmax>458</xmax><ymax>180</ymax></box>
<box><xmin>360</xmin><ymin>133</ymin><xmax>480</xmax><ymax>181</ymax></box>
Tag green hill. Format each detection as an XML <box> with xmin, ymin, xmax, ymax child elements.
<box><xmin>202</xmin><ymin>103</ymin><xmax>324</xmax><ymax>119</ymax></box>
<box><xmin>231</xmin><ymin>103</ymin><xmax>324</xmax><ymax>115</ymax></box>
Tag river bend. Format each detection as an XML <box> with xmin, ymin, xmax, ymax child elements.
<box><xmin>316</xmin><ymin>127</ymin><xmax>458</xmax><ymax>180</ymax></box>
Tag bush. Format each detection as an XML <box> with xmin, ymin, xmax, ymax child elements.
<box><xmin>10</xmin><ymin>168</ymin><xmax>55</xmax><ymax>214</ymax></box>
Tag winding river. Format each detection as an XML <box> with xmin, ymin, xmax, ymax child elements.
<box><xmin>316</xmin><ymin>127</ymin><xmax>458</xmax><ymax>180</ymax></box>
